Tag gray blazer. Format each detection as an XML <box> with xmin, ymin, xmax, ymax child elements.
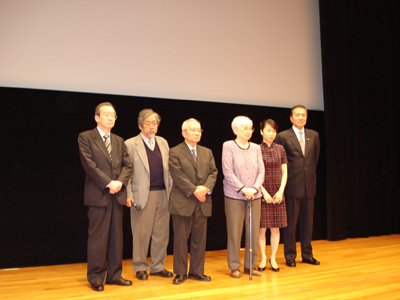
<box><xmin>125</xmin><ymin>134</ymin><xmax>172</xmax><ymax>209</ymax></box>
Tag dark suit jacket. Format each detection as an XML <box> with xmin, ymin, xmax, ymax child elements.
<box><xmin>275</xmin><ymin>128</ymin><xmax>320</xmax><ymax>199</ymax></box>
<box><xmin>169</xmin><ymin>142</ymin><xmax>218</xmax><ymax>217</ymax></box>
<box><xmin>78</xmin><ymin>128</ymin><xmax>133</xmax><ymax>206</ymax></box>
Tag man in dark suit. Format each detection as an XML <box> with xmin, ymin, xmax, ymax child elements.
<box><xmin>78</xmin><ymin>102</ymin><xmax>133</xmax><ymax>291</ymax></box>
<box><xmin>275</xmin><ymin>105</ymin><xmax>320</xmax><ymax>267</ymax></box>
<box><xmin>169</xmin><ymin>118</ymin><xmax>218</xmax><ymax>284</ymax></box>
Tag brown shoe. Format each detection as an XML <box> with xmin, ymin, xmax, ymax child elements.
<box><xmin>244</xmin><ymin>268</ymin><xmax>261</xmax><ymax>276</ymax></box>
<box><xmin>230</xmin><ymin>269</ymin><xmax>241</xmax><ymax>278</ymax></box>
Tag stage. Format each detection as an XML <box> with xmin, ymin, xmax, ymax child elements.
<box><xmin>1</xmin><ymin>235</ymin><xmax>399</xmax><ymax>299</ymax></box>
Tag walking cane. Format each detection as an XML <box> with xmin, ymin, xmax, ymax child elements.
<box><xmin>248</xmin><ymin>199</ymin><xmax>253</xmax><ymax>280</ymax></box>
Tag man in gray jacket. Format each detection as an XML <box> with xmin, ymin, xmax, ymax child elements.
<box><xmin>125</xmin><ymin>109</ymin><xmax>173</xmax><ymax>281</ymax></box>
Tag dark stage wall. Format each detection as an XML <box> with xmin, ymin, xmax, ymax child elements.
<box><xmin>319</xmin><ymin>1</ymin><xmax>400</xmax><ymax>240</ymax></box>
<box><xmin>0</xmin><ymin>88</ymin><xmax>326</xmax><ymax>268</ymax></box>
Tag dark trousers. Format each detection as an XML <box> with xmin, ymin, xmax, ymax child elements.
<box><xmin>284</xmin><ymin>196</ymin><xmax>314</xmax><ymax>261</ymax></box>
<box><xmin>171</xmin><ymin>202</ymin><xmax>207</xmax><ymax>275</ymax></box>
<box><xmin>87</xmin><ymin>196</ymin><xmax>123</xmax><ymax>284</ymax></box>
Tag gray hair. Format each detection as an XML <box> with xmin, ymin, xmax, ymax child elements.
<box><xmin>138</xmin><ymin>108</ymin><xmax>161</xmax><ymax>127</ymax></box>
<box><xmin>231</xmin><ymin>116</ymin><xmax>253</xmax><ymax>135</ymax></box>
<box><xmin>182</xmin><ymin>118</ymin><xmax>201</xmax><ymax>131</ymax></box>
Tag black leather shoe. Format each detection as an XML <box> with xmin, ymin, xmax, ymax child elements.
<box><xmin>258</xmin><ymin>266</ymin><xmax>266</xmax><ymax>271</ymax></box>
<box><xmin>173</xmin><ymin>275</ymin><xmax>187</xmax><ymax>284</ymax></box>
<box><xmin>269</xmin><ymin>259</ymin><xmax>280</xmax><ymax>272</ymax></box>
<box><xmin>106</xmin><ymin>278</ymin><xmax>132</xmax><ymax>286</ymax></box>
<box><xmin>188</xmin><ymin>273</ymin><xmax>211</xmax><ymax>282</ymax></box>
<box><xmin>90</xmin><ymin>282</ymin><xmax>104</xmax><ymax>292</ymax></box>
<box><xmin>302</xmin><ymin>257</ymin><xmax>320</xmax><ymax>265</ymax></box>
<box><xmin>286</xmin><ymin>259</ymin><xmax>296</xmax><ymax>267</ymax></box>
<box><xmin>136</xmin><ymin>271</ymin><xmax>148</xmax><ymax>280</ymax></box>
<box><xmin>150</xmin><ymin>269</ymin><xmax>173</xmax><ymax>278</ymax></box>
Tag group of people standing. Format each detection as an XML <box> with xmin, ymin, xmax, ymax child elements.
<box><xmin>78</xmin><ymin>102</ymin><xmax>320</xmax><ymax>292</ymax></box>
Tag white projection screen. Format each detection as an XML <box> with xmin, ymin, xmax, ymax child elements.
<box><xmin>0</xmin><ymin>0</ymin><xmax>324</xmax><ymax>110</ymax></box>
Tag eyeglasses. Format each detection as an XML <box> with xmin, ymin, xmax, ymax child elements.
<box><xmin>185</xmin><ymin>128</ymin><xmax>203</xmax><ymax>133</ymax></box>
<box><xmin>143</xmin><ymin>121</ymin><xmax>158</xmax><ymax>127</ymax></box>
<box><xmin>240</xmin><ymin>126</ymin><xmax>254</xmax><ymax>132</ymax></box>
<box><xmin>100</xmin><ymin>113</ymin><xmax>117</xmax><ymax>120</ymax></box>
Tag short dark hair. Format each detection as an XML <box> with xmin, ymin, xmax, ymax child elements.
<box><xmin>260</xmin><ymin>119</ymin><xmax>279</xmax><ymax>132</ymax></box>
<box><xmin>291</xmin><ymin>105</ymin><xmax>307</xmax><ymax>116</ymax></box>
<box><xmin>94</xmin><ymin>102</ymin><xmax>116</xmax><ymax>116</ymax></box>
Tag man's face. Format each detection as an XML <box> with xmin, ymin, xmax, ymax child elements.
<box><xmin>139</xmin><ymin>114</ymin><xmax>158</xmax><ymax>139</ymax></box>
<box><xmin>290</xmin><ymin>107</ymin><xmax>307</xmax><ymax>130</ymax></box>
<box><xmin>182</xmin><ymin>121</ymin><xmax>202</xmax><ymax>146</ymax></box>
<box><xmin>95</xmin><ymin>105</ymin><xmax>116</xmax><ymax>132</ymax></box>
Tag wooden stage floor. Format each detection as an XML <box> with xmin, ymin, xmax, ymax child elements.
<box><xmin>1</xmin><ymin>235</ymin><xmax>399</xmax><ymax>300</ymax></box>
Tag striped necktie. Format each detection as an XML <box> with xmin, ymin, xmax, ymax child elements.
<box><xmin>191</xmin><ymin>149</ymin><xmax>197</xmax><ymax>164</ymax></box>
<box><xmin>299</xmin><ymin>131</ymin><xmax>305</xmax><ymax>155</ymax></box>
<box><xmin>104</xmin><ymin>135</ymin><xmax>112</xmax><ymax>157</ymax></box>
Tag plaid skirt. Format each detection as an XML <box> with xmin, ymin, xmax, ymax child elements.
<box><xmin>260</xmin><ymin>201</ymin><xmax>287</xmax><ymax>228</ymax></box>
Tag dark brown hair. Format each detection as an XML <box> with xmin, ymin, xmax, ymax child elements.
<box><xmin>290</xmin><ymin>104</ymin><xmax>307</xmax><ymax>116</ymax></box>
<box><xmin>94</xmin><ymin>102</ymin><xmax>116</xmax><ymax>116</ymax></box>
<box><xmin>260</xmin><ymin>119</ymin><xmax>279</xmax><ymax>132</ymax></box>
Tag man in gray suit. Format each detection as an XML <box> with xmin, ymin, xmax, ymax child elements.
<box><xmin>78</xmin><ymin>102</ymin><xmax>133</xmax><ymax>291</ymax></box>
<box><xmin>169</xmin><ymin>118</ymin><xmax>218</xmax><ymax>284</ymax></box>
<box><xmin>125</xmin><ymin>109</ymin><xmax>173</xmax><ymax>280</ymax></box>
<box><xmin>275</xmin><ymin>105</ymin><xmax>320</xmax><ymax>268</ymax></box>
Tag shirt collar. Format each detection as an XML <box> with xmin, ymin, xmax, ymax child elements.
<box><xmin>292</xmin><ymin>125</ymin><xmax>305</xmax><ymax>135</ymax></box>
<box><xmin>140</xmin><ymin>132</ymin><xmax>155</xmax><ymax>144</ymax></box>
<box><xmin>97</xmin><ymin>127</ymin><xmax>110</xmax><ymax>139</ymax></box>
<box><xmin>185</xmin><ymin>141</ymin><xmax>197</xmax><ymax>152</ymax></box>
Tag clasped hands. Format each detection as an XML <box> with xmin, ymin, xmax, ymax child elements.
<box><xmin>193</xmin><ymin>185</ymin><xmax>208</xmax><ymax>202</ymax></box>
<box><xmin>107</xmin><ymin>180</ymin><xmax>123</xmax><ymax>194</ymax></box>
<box><xmin>242</xmin><ymin>187</ymin><xmax>257</xmax><ymax>200</ymax></box>
<box><xmin>263</xmin><ymin>190</ymin><xmax>283</xmax><ymax>204</ymax></box>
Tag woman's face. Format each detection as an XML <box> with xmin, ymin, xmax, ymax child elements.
<box><xmin>236</xmin><ymin>124</ymin><xmax>254</xmax><ymax>141</ymax></box>
<box><xmin>261</xmin><ymin>124</ymin><xmax>276</xmax><ymax>144</ymax></box>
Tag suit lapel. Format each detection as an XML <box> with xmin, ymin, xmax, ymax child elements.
<box><xmin>289</xmin><ymin>128</ymin><xmax>304</xmax><ymax>158</ymax></box>
<box><xmin>92</xmin><ymin>129</ymin><xmax>112</xmax><ymax>164</ymax></box>
<box><xmin>110</xmin><ymin>133</ymin><xmax>118</xmax><ymax>164</ymax></box>
<box><xmin>196</xmin><ymin>145</ymin><xmax>205</xmax><ymax>168</ymax></box>
<box><xmin>135</xmin><ymin>135</ymin><xmax>150</xmax><ymax>173</ymax></box>
<box><xmin>304</xmin><ymin>129</ymin><xmax>312</xmax><ymax>158</ymax></box>
<box><xmin>181</xmin><ymin>143</ymin><xmax>197</xmax><ymax>170</ymax></box>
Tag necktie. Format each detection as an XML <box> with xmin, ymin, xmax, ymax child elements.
<box><xmin>299</xmin><ymin>131</ymin><xmax>305</xmax><ymax>155</ymax></box>
<box><xmin>104</xmin><ymin>135</ymin><xmax>112</xmax><ymax>157</ymax></box>
<box><xmin>191</xmin><ymin>149</ymin><xmax>197</xmax><ymax>164</ymax></box>
<box><xmin>149</xmin><ymin>139</ymin><xmax>155</xmax><ymax>151</ymax></box>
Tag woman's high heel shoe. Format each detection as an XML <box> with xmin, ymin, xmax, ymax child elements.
<box><xmin>258</xmin><ymin>260</ymin><xmax>267</xmax><ymax>271</ymax></box>
<box><xmin>269</xmin><ymin>259</ymin><xmax>280</xmax><ymax>272</ymax></box>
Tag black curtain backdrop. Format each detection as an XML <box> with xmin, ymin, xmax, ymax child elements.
<box><xmin>319</xmin><ymin>0</ymin><xmax>400</xmax><ymax>240</ymax></box>
<box><xmin>0</xmin><ymin>88</ymin><xmax>325</xmax><ymax>268</ymax></box>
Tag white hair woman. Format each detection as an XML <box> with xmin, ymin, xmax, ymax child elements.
<box><xmin>222</xmin><ymin>116</ymin><xmax>265</xmax><ymax>278</ymax></box>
